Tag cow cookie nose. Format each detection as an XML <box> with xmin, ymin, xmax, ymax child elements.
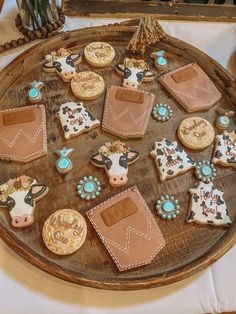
<box><xmin>123</xmin><ymin>80</ymin><xmax>137</xmax><ymax>90</ymax></box>
<box><xmin>63</xmin><ymin>71</ymin><xmax>76</xmax><ymax>82</ymax></box>
<box><xmin>12</xmin><ymin>214</ymin><xmax>34</xmax><ymax>228</ymax></box>
<box><xmin>109</xmin><ymin>175</ymin><xmax>128</xmax><ymax>187</ymax></box>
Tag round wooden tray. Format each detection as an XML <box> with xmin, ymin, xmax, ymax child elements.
<box><xmin>0</xmin><ymin>24</ymin><xmax>235</xmax><ymax>291</ymax></box>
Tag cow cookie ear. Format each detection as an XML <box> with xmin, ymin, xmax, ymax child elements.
<box><xmin>71</xmin><ymin>54</ymin><xmax>81</xmax><ymax>62</ymax></box>
<box><xmin>127</xmin><ymin>150</ymin><xmax>139</xmax><ymax>163</ymax></box>
<box><xmin>0</xmin><ymin>194</ymin><xmax>8</xmax><ymax>205</ymax></box>
<box><xmin>30</xmin><ymin>185</ymin><xmax>48</xmax><ymax>199</ymax></box>
<box><xmin>116</xmin><ymin>64</ymin><xmax>125</xmax><ymax>77</ymax></box>
<box><xmin>91</xmin><ymin>153</ymin><xmax>105</xmax><ymax>166</ymax></box>
<box><xmin>43</xmin><ymin>61</ymin><xmax>54</xmax><ymax>69</ymax></box>
<box><xmin>143</xmin><ymin>70</ymin><xmax>155</xmax><ymax>81</ymax></box>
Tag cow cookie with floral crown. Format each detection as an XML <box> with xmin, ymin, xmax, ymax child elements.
<box><xmin>91</xmin><ymin>141</ymin><xmax>139</xmax><ymax>187</ymax></box>
<box><xmin>43</xmin><ymin>48</ymin><xmax>82</xmax><ymax>82</ymax></box>
<box><xmin>0</xmin><ymin>175</ymin><xmax>48</xmax><ymax>228</ymax></box>
<box><xmin>116</xmin><ymin>58</ymin><xmax>155</xmax><ymax>90</ymax></box>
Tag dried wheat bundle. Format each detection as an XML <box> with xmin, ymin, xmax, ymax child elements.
<box><xmin>127</xmin><ymin>16</ymin><xmax>166</xmax><ymax>55</ymax></box>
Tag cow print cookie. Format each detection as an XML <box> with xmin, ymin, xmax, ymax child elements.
<box><xmin>43</xmin><ymin>48</ymin><xmax>81</xmax><ymax>82</ymax></box>
<box><xmin>212</xmin><ymin>130</ymin><xmax>236</xmax><ymax>169</ymax></box>
<box><xmin>91</xmin><ymin>141</ymin><xmax>139</xmax><ymax>187</ymax></box>
<box><xmin>0</xmin><ymin>175</ymin><xmax>48</xmax><ymax>228</ymax></box>
<box><xmin>150</xmin><ymin>138</ymin><xmax>195</xmax><ymax>182</ymax></box>
<box><xmin>56</xmin><ymin>102</ymin><xmax>100</xmax><ymax>140</ymax></box>
<box><xmin>187</xmin><ymin>181</ymin><xmax>232</xmax><ymax>227</ymax></box>
<box><xmin>116</xmin><ymin>58</ymin><xmax>155</xmax><ymax>90</ymax></box>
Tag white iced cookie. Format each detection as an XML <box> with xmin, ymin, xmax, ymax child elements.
<box><xmin>150</xmin><ymin>138</ymin><xmax>195</xmax><ymax>181</ymax></box>
<box><xmin>187</xmin><ymin>182</ymin><xmax>232</xmax><ymax>227</ymax></box>
<box><xmin>212</xmin><ymin>130</ymin><xmax>236</xmax><ymax>169</ymax></box>
<box><xmin>84</xmin><ymin>42</ymin><xmax>115</xmax><ymax>68</ymax></box>
<box><xmin>56</xmin><ymin>101</ymin><xmax>100</xmax><ymax>140</ymax></box>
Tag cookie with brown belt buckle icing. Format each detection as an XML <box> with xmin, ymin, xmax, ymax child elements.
<box><xmin>159</xmin><ymin>63</ymin><xmax>221</xmax><ymax>112</ymax></box>
<box><xmin>86</xmin><ymin>186</ymin><xmax>165</xmax><ymax>271</ymax></box>
<box><xmin>84</xmin><ymin>42</ymin><xmax>115</xmax><ymax>68</ymax></box>
<box><xmin>71</xmin><ymin>71</ymin><xmax>105</xmax><ymax>100</ymax></box>
<box><xmin>177</xmin><ymin>117</ymin><xmax>215</xmax><ymax>150</ymax></box>
<box><xmin>0</xmin><ymin>105</ymin><xmax>47</xmax><ymax>162</ymax></box>
<box><xmin>42</xmin><ymin>209</ymin><xmax>87</xmax><ymax>255</ymax></box>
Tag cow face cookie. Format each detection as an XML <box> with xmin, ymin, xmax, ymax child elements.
<box><xmin>84</xmin><ymin>42</ymin><xmax>115</xmax><ymax>68</ymax></box>
<box><xmin>91</xmin><ymin>141</ymin><xmax>139</xmax><ymax>187</ymax></box>
<box><xmin>187</xmin><ymin>182</ymin><xmax>232</xmax><ymax>227</ymax></box>
<box><xmin>212</xmin><ymin>130</ymin><xmax>236</xmax><ymax>169</ymax></box>
<box><xmin>43</xmin><ymin>48</ymin><xmax>81</xmax><ymax>82</ymax></box>
<box><xmin>56</xmin><ymin>102</ymin><xmax>100</xmax><ymax>140</ymax></box>
<box><xmin>71</xmin><ymin>71</ymin><xmax>105</xmax><ymax>100</ymax></box>
<box><xmin>178</xmin><ymin>117</ymin><xmax>215</xmax><ymax>150</ymax></box>
<box><xmin>150</xmin><ymin>138</ymin><xmax>195</xmax><ymax>181</ymax></box>
<box><xmin>42</xmin><ymin>209</ymin><xmax>87</xmax><ymax>255</ymax></box>
<box><xmin>116</xmin><ymin>58</ymin><xmax>155</xmax><ymax>90</ymax></box>
<box><xmin>0</xmin><ymin>175</ymin><xmax>48</xmax><ymax>228</ymax></box>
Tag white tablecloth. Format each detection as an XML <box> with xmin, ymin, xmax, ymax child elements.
<box><xmin>0</xmin><ymin>1</ymin><xmax>236</xmax><ymax>313</ymax></box>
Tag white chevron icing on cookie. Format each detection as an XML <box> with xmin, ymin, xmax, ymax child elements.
<box><xmin>0</xmin><ymin>123</ymin><xmax>43</xmax><ymax>148</ymax></box>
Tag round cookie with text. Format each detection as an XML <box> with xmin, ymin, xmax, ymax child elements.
<box><xmin>84</xmin><ymin>42</ymin><xmax>115</xmax><ymax>68</ymax></box>
<box><xmin>177</xmin><ymin>117</ymin><xmax>215</xmax><ymax>150</ymax></box>
<box><xmin>71</xmin><ymin>71</ymin><xmax>105</xmax><ymax>100</ymax></box>
<box><xmin>42</xmin><ymin>209</ymin><xmax>87</xmax><ymax>255</ymax></box>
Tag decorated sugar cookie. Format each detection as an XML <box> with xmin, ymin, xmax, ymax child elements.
<box><xmin>212</xmin><ymin>130</ymin><xmax>236</xmax><ymax>169</ymax></box>
<box><xmin>215</xmin><ymin>108</ymin><xmax>234</xmax><ymax>131</ymax></box>
<box><xmin>55</xmin><ymin>147</ymin><xmax>74</xmax><ymax>174</ymax></box>
<box><xmin>177</xmin><ymin>117</ymin><xmax>215</xmax><ymax>150</ymax></box>
<box><xmin>150</xmin><ymin>138</ymin><xmax>195</xmax><ymax>181</ymax></box>
<box><xmin>42</xmin><ymin>209</ymin><xmax>87</xmax><ymax>255</ymax></box>
<box><xmin>43</xmin><ymin>48</ymin><xmax>81</xmax><ymax>82</ymax></box>
<box><xmin>84</xmin><ymin>42</ymin><xmax>115</xmax><ymax>68</ymax></box>
<box><xmin>71</xmin><ymin>71</ymin><xmax>105</xmax><ymax>100</ymax></box>
<box><xmin>91</xmin><ymin>141</ymin><xmax>139</xmax><ymax>187</ymax></box>
<box><xmin>56</xmin><ymin>102</ymin><xmax>100</xmax><ymax>140</ymax></box>
<box><xmin>77</xmin><ymin>176</ymin><xmax>101</xmax><ymax>200</ymax></box>
<box><xmin>152</xmin><ymin>103</ymin><xmax>172</xmax><ymax>122</ymax></box>
<box><xmin>150</xmin><ymin>50</ymin><xmax>168</xmax><ymax>70</ymax></box>
<box><xmin>27</xmin><ymin>81</ymin><xmax>45</xmax><ymax>103</ymax></box>
<box><xmin>155</xmin><ymin>195</ymin><xmax>180</xmax><ymax>220</ymax></box>
<box><xmin>187</xmin><ymin>182</ymin><xmax>232</xmax><ymax>227</ymax></box>
<box><xmin>195</xmin><ymin>160</ymin><xmax>216</xmax><ymax>183</ymax></box>
<box><xmin>0</xmin><ymin>175</ymin><xmax>48</xmax><ymax>228</ymax></box>
<box><xmin>116</xmin><ymin>58</ymin><xmax>155</xmax><ymax>90</ymax></box>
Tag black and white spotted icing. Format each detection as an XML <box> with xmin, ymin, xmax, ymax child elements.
<box><xmin>56</xmin><ymin>101</ymin><xmax>100</xmax><ymax>140</ymax></box>
<box><xmin>212</xmin><ymin>130</ymin><xmax>236</xmax><ymax>169</ymax></box>
<box><xmin>187</xmin><ymin>181</ymin><xmax>232</xmax><ymax>227</ymax></box>
<box><xmin>150</xmin><ymin>138</ymin><xmax>195</xmax><ymax>181</ymax></box>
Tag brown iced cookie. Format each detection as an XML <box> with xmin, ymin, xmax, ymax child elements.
<box><xmin>86</xmin><ymin>186</ymin><xmax>165</xmax><ymax>271</ymax></box>
<box><xmin>71</xmin><ymin>71</ymin><xmax>105</xmax><ymax>100</ymax></box>
<box><xmin>0</xmin><ymin>105</ymin><xmax>47</xmax><ymax>162</ymax></box>
<box><xmin>84</xmin><ymin>42</ymin><xmax>115</xmax><ymax>68</ymax></box>
<box><xmin>178</xmin><ymin>117</ymin><xmax>215</xmax><ymax>150</ymax></box>
<box><xmin>159</xmin><ymin>63</ymin><xmax>221</xmax><ymax>112</ymax></box>
<box><xmin>102</xmin><ymin>86</ymin><xmax>155</xmax><ymax>139</ymax></box>
<box><xmin>42</xmin><ymin>209</ymin><xmax>87</xmax><ymax>255</ymax></box>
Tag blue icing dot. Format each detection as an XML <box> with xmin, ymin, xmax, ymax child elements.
<box><xmin>57</xmin><ymin>157</ymin><xmax>70</xmax><ymax>170</ymax></box>
<box><xmin>84</xmin><ymin>181</ymin><xmax>95</xmax><ymax>193</ymax></box>
<box><xmin>219</xmin><ymin>116</ymin><xmax>229</xmax><ymax>125</ymax></box>
<box><xmin>157</xmin><ymin>106</ymin><xmax>167</xmax><ymax>116</ymax></box>
<box><xmin>157</xmin><ymin>57</ymin><xmax>167</xmax><ymax>66</ymax></box>
<box><xmin>162</xmin><ymin>201</ymin><xmax>174</xmax><ymax>213</ymax></box>
<box><xmin>28</xmin><ymin>88</ymin><xmax>39</xmax><ymax>99</ymax></box>
<box><xmin>201</xmin><ymin>165</ymin><xmax>212</xmax><ymax>176</ymax></box>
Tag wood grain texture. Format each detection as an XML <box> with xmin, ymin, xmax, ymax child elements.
<box><xmin>0</xmin><ymin>24</ymin><xmax>235</xmax><ymax>290</ymax></box>
<box><xmin>61</xmin><ymin>0</ymin><xmax>236</xmax><ymax>22</ymax></box>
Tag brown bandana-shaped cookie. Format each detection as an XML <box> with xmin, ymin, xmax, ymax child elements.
<box><xmin>187</xmin><ymin>182</ymin><xmax>232</xmax><ymax>227</ymax></box>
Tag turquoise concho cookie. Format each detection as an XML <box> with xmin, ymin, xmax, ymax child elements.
<box><xmin>155</xmin><ymin>195</ymin><xmax>180</xmax><ymax>220</ymax></box>
<box><xmin>152</xmin><ymin>103</ymin><xmax>172</xmax><ymax>122</ymax></box>
<box><xmin>77</xmin><ymin>176</ymin><xmax>101</xmax><ymax>200</ymax></box>
<box><xmin>195</xmin><ymin>160</ymin><xmax>216</xmax><ymax>183</ymax></box>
